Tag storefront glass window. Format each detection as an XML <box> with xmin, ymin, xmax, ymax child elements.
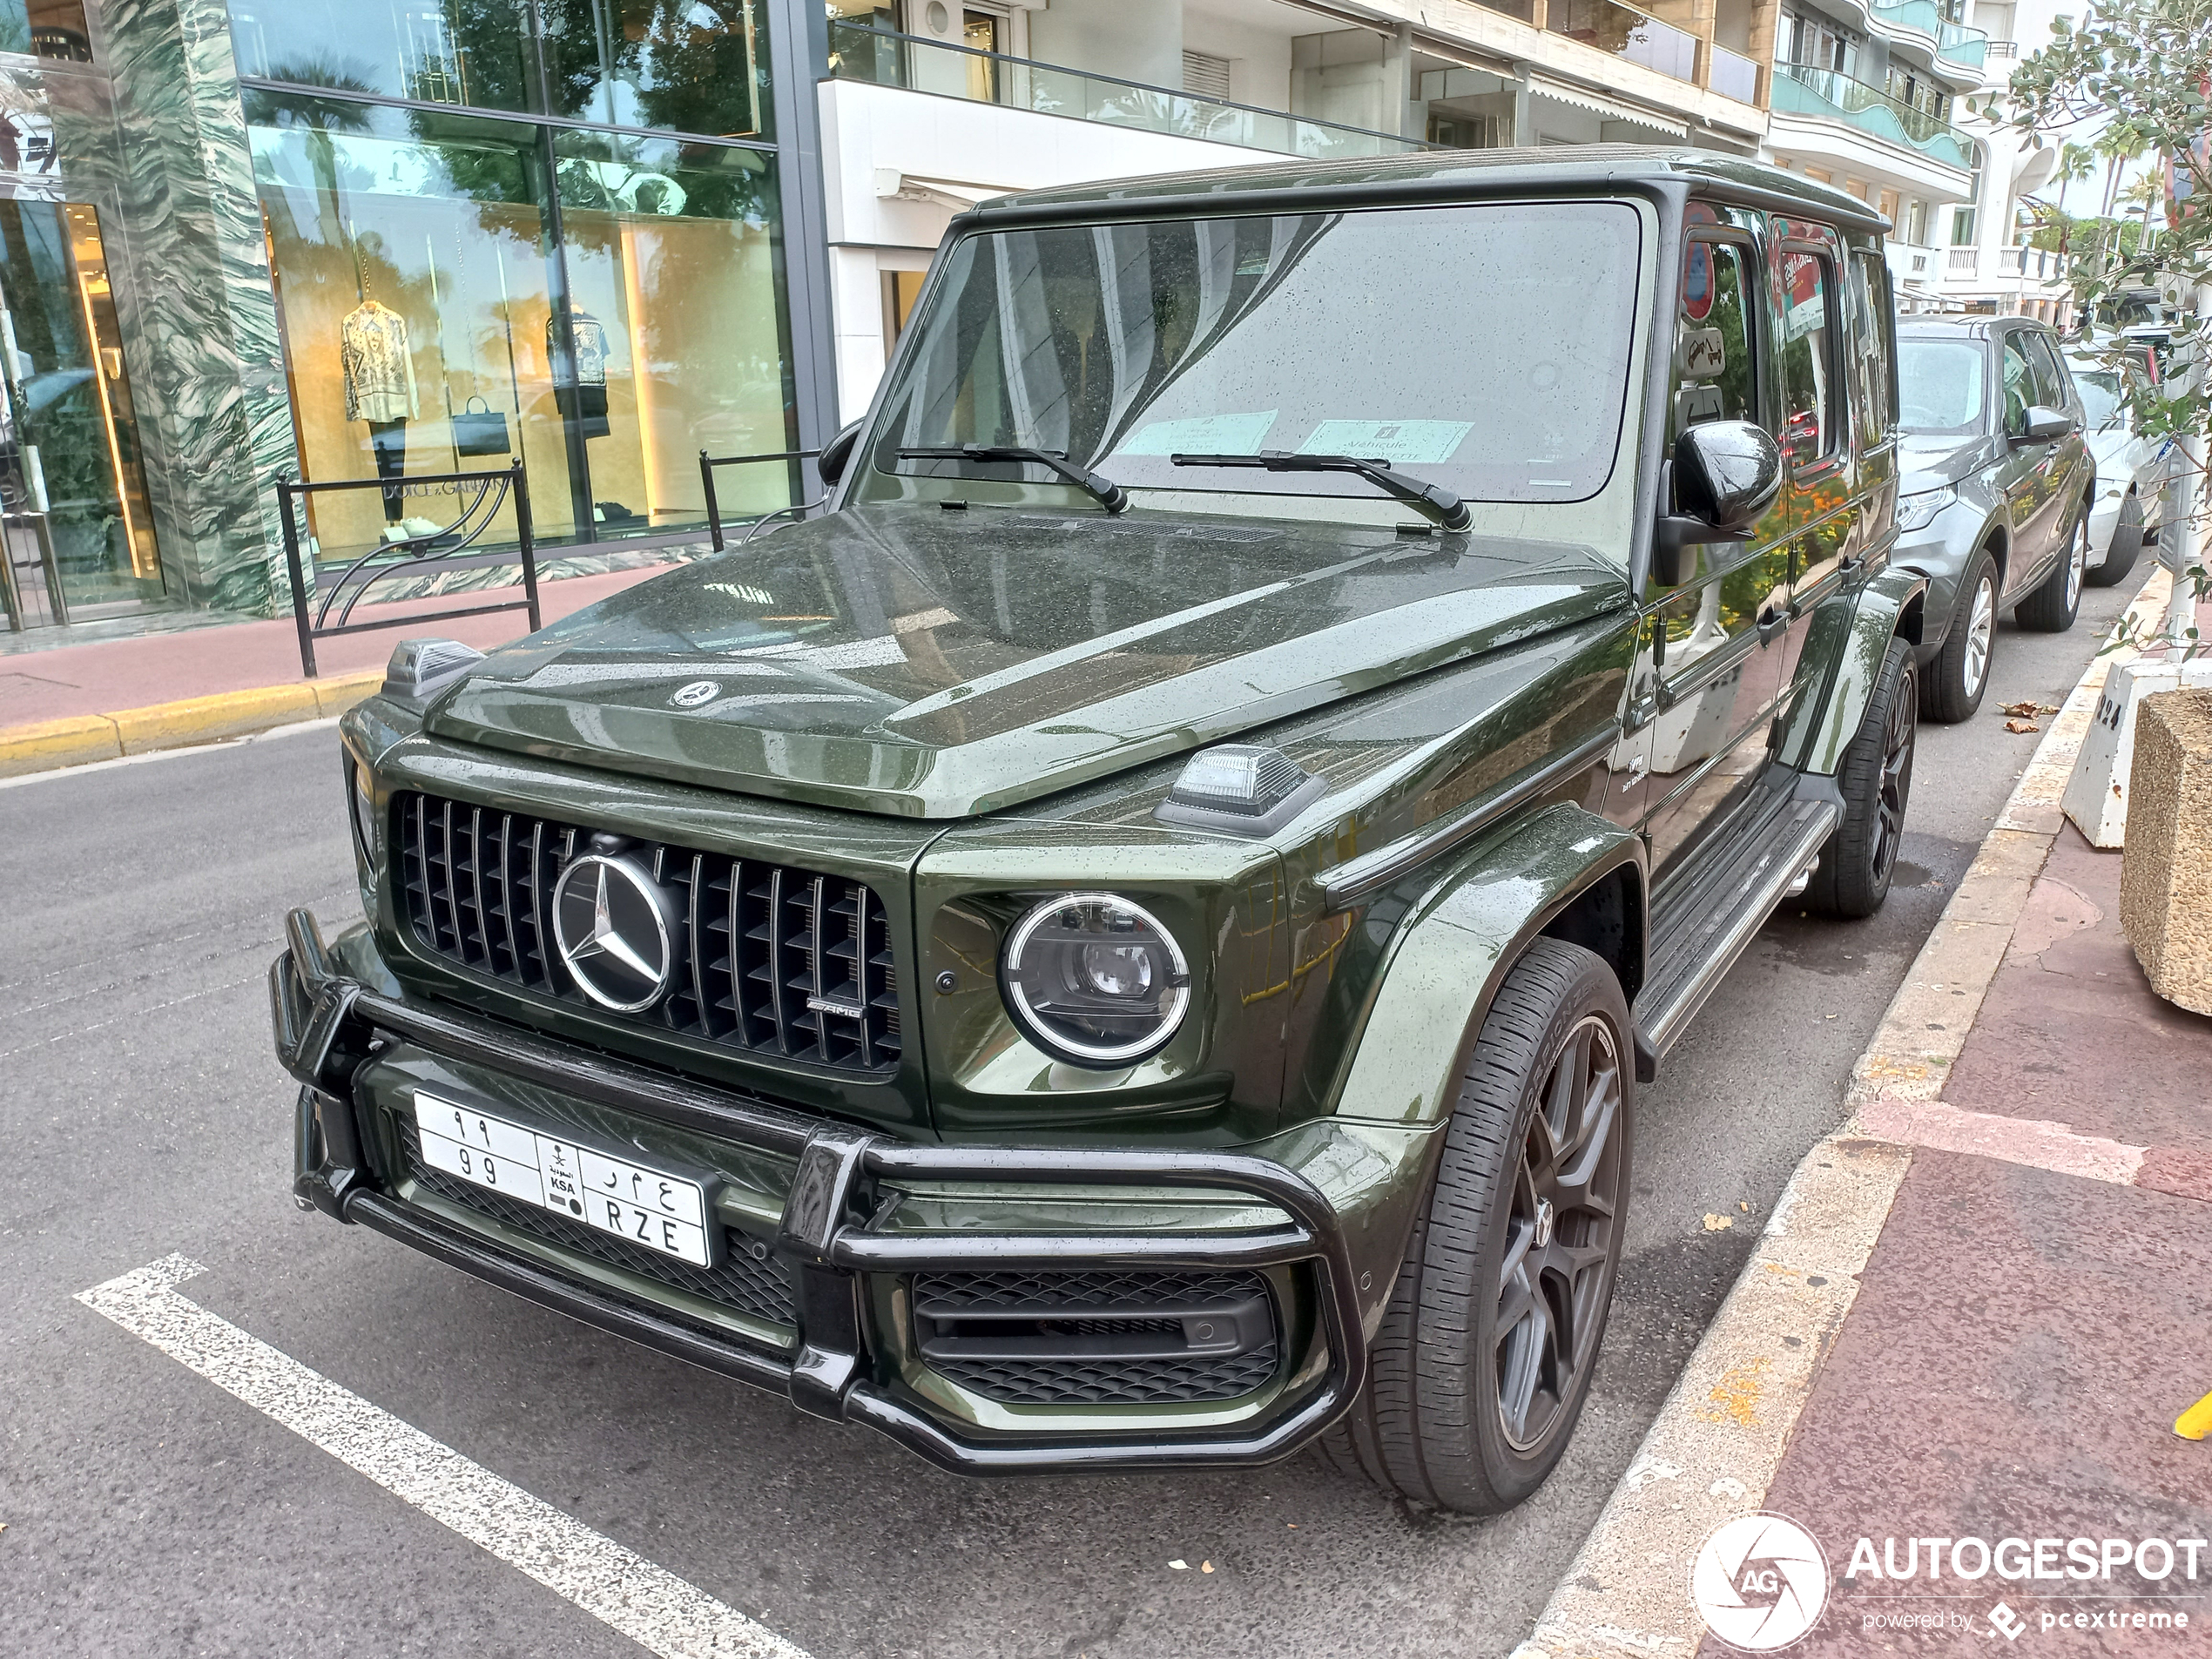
<box><xmin>0</xmin><ymin>199</ymin><xmax>163</xmax><ymax>617</ymax></box>
<box><xmin>249</xmin><ymin>95</ymin><xmax>792</xmax><ymax>560</ymax></box>
<box><xmin>229</xmin><ymin>0</ymin><xmax>769</xmax><ymax>138</ymax></box>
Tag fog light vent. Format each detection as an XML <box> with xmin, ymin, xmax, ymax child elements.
<box><xmin>1155</xmin><ymin>743</ymin><xmax>1324</xmax><ymax>834</ymax></box>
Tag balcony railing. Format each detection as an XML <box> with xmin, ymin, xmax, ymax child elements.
<box><xmin>1771</xmin><ymin>61</ymin><xmax>1975</xmax><ymax>168</ymax></box>
<box><xmin>1545</xmin><ymin>0</ymin><xmax>1701</xmax><ymax>81</ymax></box>
<box><xmin>1867</xmin><ymin>0</ymin><xmax>1988</xmax><ymax>70</ymax></box>
<box><xmin>825</xmin><ymin>22</ymin><xmax>1428</xmax><ymax>160</ymax></box>
<box><xmin>1710</xmin><ymin>41</ymin><xmax>1760</xmax><ymax>102</ymax></box>
<box><xmin>1948</xmin><ymin>246</ymin><xmax>1978</xmax><ymax>273</ymax></box>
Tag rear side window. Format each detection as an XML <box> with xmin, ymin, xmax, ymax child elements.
<box><xmin>1669</xmin><ymin>237</ymin><xmax>1758</xmax><ymax>440</ymax></box>
<box><xmin>1776</xmin><ymin>247</ymin><xmax>1838</xmax><ymax>467</ymax></box>
<box><xmin>2001</xmin><ymin>333</ymin><xmax>2037</xmax><ymax>434</ymax></box>
<box><xmin>1849</xmin><ymin>253</ymin><xmax>1896</xmax><ymax>446</ymax></box>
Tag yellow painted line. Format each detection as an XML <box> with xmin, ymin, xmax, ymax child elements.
<box><xmin>0</xmin><ymin>668</ymin><xmax>386</xmax><ymax>777</ymax></box>
<box><xmin>2177</xmin><ymin>1390</ymin><xmax>2212</xmax><ymax>1442</ymax></box>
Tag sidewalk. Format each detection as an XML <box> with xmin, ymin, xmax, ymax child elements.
<box><xmin>0</xmin><ymin>560</ymin><xmax>681</xmax><ymax>777</ymax></box>
<box><xmin>1521</xmin><ymin>566</ymin><xmax>2212</xmax><ymax>1656</ymax></box>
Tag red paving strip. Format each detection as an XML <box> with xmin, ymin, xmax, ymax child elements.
<box><xmin>0</xmin><ymin>563</ymin><xmax>674</xmax><ymax>729</ymax></box>
<box><xmin>1703</xmin><ymin>1150</ymin><xmax>2212</xmax><ymax>1656</ymax></box>
<box><xmin>1941</xmin><ymin>822</ymin><xmax>2212</xmax><ymax>1159</ymax></box>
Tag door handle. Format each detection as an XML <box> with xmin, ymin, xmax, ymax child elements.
<box><xmin>1757</xmin><ymin>605</ymin><xmax>1787</xmax><ymax>644</ymax></box>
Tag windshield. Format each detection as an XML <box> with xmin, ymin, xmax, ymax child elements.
<box><xmin>1898</xmin><ymin>338</ymin><xmax>1987</xmax><ymax>435</ymax></box>
<box><xmin>856</xmin><ymin>201</ymin><xmax>1643</xmax><ymax>513</ymax></box>
<box><xmin>2069</xmin><ymin>365</ymin><xmax>2126</xmax><ymax>433</ymax></box>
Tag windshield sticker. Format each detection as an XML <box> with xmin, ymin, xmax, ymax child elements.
<box><xmin>1118</xmin><ymin>410</ymin><xmax>1278</xmax><ymax>455</ymax></box>
<box><xmin>1680</xmin><ymin>327</ymin><xmax>1726</xmax><ymax>379</ymax></box>
<box><xmin>1683</xmin><ymin>242</ymin><xmax>1716</xmax><ymax>320</ymax></box>
<box><xmin>1298</xmin><ymin>420</ymin><xmax>1473</xmax><ymax>465</ymax></box>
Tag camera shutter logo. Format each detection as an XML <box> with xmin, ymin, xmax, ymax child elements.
<box><xmin>551</xmin><ymin>854</ymin><xmax>678</xmax><ymax>1013</ymax></box>
<box><xmin>669</xmin><ymin>679</ymin><xmax>721</xmax><ymax>709</ymax></box>
<box><xmin>1692</xmin><ymin>1513</ymin><xmax>1831</xmax><ymax>1651</ymax></box>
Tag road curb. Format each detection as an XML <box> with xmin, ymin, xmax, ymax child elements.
<box><xmin>1512</xmin><ymin>565</ymin><xmax>2175</xmax><ymax>1659</ymax></box>
<box><xmin>0</xmin><ymin>669</ymin><xmax>384</xmax><ymax>779</ymax></box>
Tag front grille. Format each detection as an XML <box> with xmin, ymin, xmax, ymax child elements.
<box><xmin>912</xmin><ymin>1269</ymin><xmax>1281</xmax><ymax>1406</ymax></box>
<box><xmin>398</xmin><ymin>1118</ymin><xmax>798</xmax><ymax>1331</ymax></box>
<box><xmin>394</xmin><ymin>790</ymin><xmax>900</xmax><ymax>1072</ymax></box>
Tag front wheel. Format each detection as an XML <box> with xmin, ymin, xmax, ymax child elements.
<box><xmin>1320</xmin><ymin>939</ymin><xmax>1631</xmax><ymax>1514</ymax></box>
<box><xmin>1920</xmin><ymin>550</ymin><xmax>1998</xmax><ymax>724</ymax></box>
<box><xmin>1807</xmin><ymin>635</ymin><xmax>1916</xmax><ymax>919</ymax></box>
<box><xmin>2016</xmin><ymin>513</ymin><xmax>2087</xmax><ymax>631</ymax></box>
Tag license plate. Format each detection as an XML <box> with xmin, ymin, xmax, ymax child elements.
<box><xmin>412</xmin><ymin>1094</ymin><xmax>713</xmax><ymax>1267</ymax></box>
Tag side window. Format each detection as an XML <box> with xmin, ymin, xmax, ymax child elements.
<box><xmin>2025</xmin><ymin>332</ymin><xmax>2073</xmax><ymax>412</ymax></box>
<box><xmin>1776</xmin><ymin>247</ymin><xmax>1838</xmax><ymax>467</ymax></box>
<box><xmin>2001</xmin><ymin>333</ymin><xmax>2036</xmax><ymax>434</ymax></box>
<box><xmin>1849</xmin><ymin>252</ymin><xmax>1896</xmax><ymax>447</ymax></box>
<box><xmin>1669</xmin><ymin>237</ymin><xmax>1758</xmax><ymax>441</ymax></box>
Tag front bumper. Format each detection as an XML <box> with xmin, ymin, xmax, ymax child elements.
<box><xmin>270</xmin><ymin>909</ymin><xmax>1372</xmax><ymax>1474</ymax></box>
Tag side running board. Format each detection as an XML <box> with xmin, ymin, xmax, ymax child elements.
<box><xmin>1634</xmin><ymin>799</ymin><xmax>1840</xmax><ymax>1075</ymax></box>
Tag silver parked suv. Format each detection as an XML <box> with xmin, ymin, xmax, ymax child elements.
<box><xmin>1892</xmin><ymin>317</ymin><xmax>2096</xmax><ymax>722</ymax></box>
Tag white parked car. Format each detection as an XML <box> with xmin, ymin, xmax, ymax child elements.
<box><xmin>2067</xmin><ymin>344</ymin><xmax>2168</xmax><ymax>589</ymax></box>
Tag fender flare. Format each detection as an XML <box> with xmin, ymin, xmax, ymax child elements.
<box><xmin>1327</xmin><ymin>803</ymin><xmax>1646</xmax><ymax>1129</ymax></box>
<box><xmin>1784</xmin><ymin>564</ymin><xmax>1928</xmax><ymax>779</ymax></box>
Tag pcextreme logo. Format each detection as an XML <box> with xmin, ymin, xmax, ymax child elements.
<box><xmin>1692</xmin><ymin>1514</ymin><xmax>1830</xmax><ymax>1651</ymax></box>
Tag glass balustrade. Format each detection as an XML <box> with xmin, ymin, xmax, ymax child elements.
<box><xmin>825</xmin><ymin>22</ymin><xmax>1426</xmax><ymax>159</ymax></box>
<box><xmin>1544</xmin><ymin>0</ymin><xmax>1700</xmax><ymax>81</ymax></box>
<box><xmin>1710</xmin><ymin>42</ymin><xmax>1760</xmax><ymax>102</ymax></box>
<box><xmin>1771</xmin><ymin>61</ymin><xmax>1973</xmax><ymax>168</ymax></box>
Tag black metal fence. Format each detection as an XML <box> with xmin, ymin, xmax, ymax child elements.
<box><xmin>277</xmin><ymin>460</ymin><xmax>538</xmax><ymax>678</ymax></box>
<box><xmin>698</xmin><ymin>448</ymin><xmax>819</xmax><ymax>551</ymax></box>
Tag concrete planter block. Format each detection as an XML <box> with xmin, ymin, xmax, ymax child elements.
<box><xmin>2120</xmin><ymin>687</ymin><xmax>2212</xmax><ymax>1015</ymax></box>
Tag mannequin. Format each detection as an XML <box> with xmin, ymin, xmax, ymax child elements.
<box><xmin>341</xmin><ymin>297</ymin><xmax>421</xmax><ymax>540</ymax></box>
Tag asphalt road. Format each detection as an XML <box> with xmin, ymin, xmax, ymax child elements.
<box><xmin>0</xmin><ymin>579</ymin><xmax>2134</xmax><ymax>1659</ymax></box>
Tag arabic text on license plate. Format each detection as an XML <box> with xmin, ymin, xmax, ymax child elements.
<box><xmin>413</xmin><ymin>1094</ymin><xmax>712</xmax><ymax>1266</ymax></box>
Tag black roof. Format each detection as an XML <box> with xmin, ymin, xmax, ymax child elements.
<box><xmin>963</xmin><ymin>144</ymin><xmax>1887</xmax><ymax>233</ymax></box>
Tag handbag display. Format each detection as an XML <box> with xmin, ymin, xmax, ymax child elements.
<box><xmin>452</xmin><ymin>395</ymin><xmax>511</xmax><ymax>458</ymax></box>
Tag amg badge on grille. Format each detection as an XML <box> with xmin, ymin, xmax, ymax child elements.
<box><xmin>551</xmin><ymin>854</ymin><xmax>681</xmax><ymax>1013</ymax></box>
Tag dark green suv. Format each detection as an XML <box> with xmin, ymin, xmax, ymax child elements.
<box><xmin>274</xmin><ymin>147</ymin><xmax>1927</xmax><ymax>1514</ymax></box>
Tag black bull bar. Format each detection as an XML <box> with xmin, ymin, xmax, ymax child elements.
<box><xmin>270</xmin><ymin>909</ymin><xmax>1367</xmax><ymax>1474</ymax></box>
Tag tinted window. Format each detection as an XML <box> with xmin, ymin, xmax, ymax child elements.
<box><xmin>1669</xmin><ymin>238</ymin><xmax>1757</xmax><ymax>439</ymax></box>
<box><xmin>2023</xmin><ymin>332</ymin><xmax>2072</xmax><ymax>411</ymax></box>
<box><xmin>1776</xmin><ymin>247</ymin><xmax>1837</xmax><ymax>465</ymax></box>
<box><xmin>1898</xmin><ymin>337</ymin><xmax>1986</xmax><ymax>434</ymax></box>
<box><xmin>1849</xmin><ymin>252</ymin><xmax>1895</xmax><ymax>447</ymax></box>
<box><xmin>863</xmin><ymin>201</ymin><xmax>1645</xmax><ymax>509</ymax></box>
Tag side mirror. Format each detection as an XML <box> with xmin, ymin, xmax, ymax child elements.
<box><xmin>816</xmin><ymin>418</ymin><xmax>866</xmax><ymax>488</ymax></box>
<box><xmin>2017</xmin><ymin>405</ymin><xmax>2074</xmax><ymax>444</ymax></box>
<box><xmin>1652</xmin><ymin>421</ymin><xmax>1783</xmax><ymax>586</ymax></box>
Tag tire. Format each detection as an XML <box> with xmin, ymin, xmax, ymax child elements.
<box><xmin>1319</xmin><ymin>939</ymin><xmax>1631</xmax><ymax>1514</ymax></box>
<box><xmin>1806</xmin><ymin>636</ymin><xmax>1916</xmax><ymax>920</ymax></box>
<box><xmin>2015</xmin><ymin>511</ymin><xmax>2087</xmax><ymax>631</ymax></box>
<box><xmin>1919</xmin><ymin>550</ymin><xmax>1998</xmax><ymax>724</ymax></box>
<box><xmin>2086</xmin><ymin>494</ymin><xmax>2141</xmax><ymax>588</ymax></box>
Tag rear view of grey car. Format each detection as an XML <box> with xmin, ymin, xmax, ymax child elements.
<box><xmin>1892</xmin><ymin>318</ymin><xmax>2096</xmax><ymax>722</ymax></box>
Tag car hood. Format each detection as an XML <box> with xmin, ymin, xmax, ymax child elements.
<box><xmin>1898</xmin><ymin>430</ymin><xmax>2001</xmax><ymax>493</ymax></box>
<box><xmin>428</xmin><ymin>504</ymin><xmax>1630</xmax><ymax>819</ymax></box>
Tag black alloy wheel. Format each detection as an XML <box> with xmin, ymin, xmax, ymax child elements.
<box><xmin>1494</xmin><ymin>1011</ymin><xmax>1627</xmax><ymax>1453</ymax></box>
<box><xmin>1809</xmin><ymin>634</ymin><xmax>1917</xmax><ymax>919</ymax></box>
<box><xmin>1319</xmin><ymin>939</ymin><xmax>1632</xmax><ymax>1514</ymax></box>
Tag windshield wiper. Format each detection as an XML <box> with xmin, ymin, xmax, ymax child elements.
<box><xmin>1171</xmin><ymin>449</ymin><xmax>1471</xmax><ymax>531</ymax></box>
<box><xmin>897</xmin><ymin>445</ymin><xmax>1128</xmax><ymax>515</ymax></box>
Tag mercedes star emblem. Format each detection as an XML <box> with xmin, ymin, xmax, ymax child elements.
<box><xmin>669</xmin><ymin>679</ymin><xmax>721</xmax><ymax>708</ymax></box>
<box><xmin>551</xmin><ymin>853</ymin><xmax>679</xmax><ymax>1012</ymax></box>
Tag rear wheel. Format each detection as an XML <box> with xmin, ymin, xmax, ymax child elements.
<box><xmin>1807</xmin><ymin>636</ymin><xmax>1916</xmax><ymax>920</ymax></box>
<box><xmin>1920</xmin><ymin>550</ymin><xmax>1997</xmax><ymax>724</ymax></box>
<box><xmin>2086</xmin><ymin>495</ymin><xmax>2141</xmax><ymax>588</ymax></box>
<box><xmin>2016</xmin><ymin>512</ymin><xmax>2087</xmax><ymax>631</ymax></box>
<box><xmin>1320</xmin><ymin>939</ymin><xmax>1630</xmax><ymax>1514</ymax></box>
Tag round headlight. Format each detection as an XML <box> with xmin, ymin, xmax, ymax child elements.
<box><xmin>348</xmin><ymin>758</ymin><xmax>377</xmax><ymax>860</ymax></box>
<box><xmin>1001</xmin><ymin>893</ymin><xmax>1190</xmax><ymax>1067</ymax></box>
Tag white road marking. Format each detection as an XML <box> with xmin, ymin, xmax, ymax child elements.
<box><xmin>78</xmin><ymin>1255</ymin><xmax>813</xmax><ymax>1659</ymax></box>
